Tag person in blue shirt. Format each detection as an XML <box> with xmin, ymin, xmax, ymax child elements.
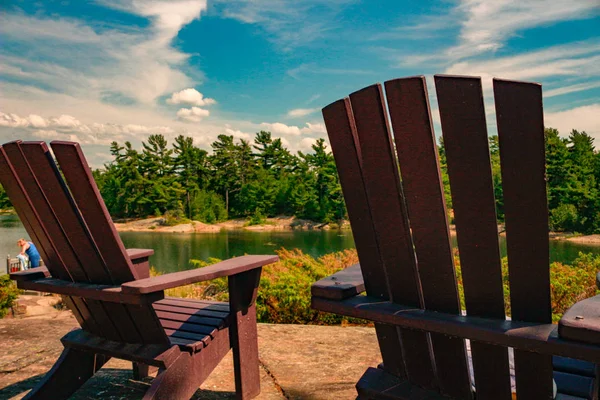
<box><xmin>17</xmin><ymin>238</ymin><xmax>41</xmax><ymax>268</ymax></box>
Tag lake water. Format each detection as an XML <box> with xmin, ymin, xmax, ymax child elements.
<box><xmin>1</xmin><ymin>214</ymin><xmax>599</xmax><ymax>274</ymax></box>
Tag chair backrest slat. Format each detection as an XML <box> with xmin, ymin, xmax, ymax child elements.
<box><xmin>331</xmin><ymin>86</ymin><xmax>440</xmax><ymax>389</ymax></box>
<box><xmin>435</xmin><ymin>75</ymin><xmax>512</xmax><ymax>398</ymax></box>
<box><xmin>384</xmin><ymin>76</ymin><xmax>471</xmax><ymax>398</ymax></box>
<box><xmin>20</xmin><ymin>142</ymin><xmax>115</xmax><ymax>284</ymax></box>
<box><xmin>322</xmin><ymin>99</ymin><xmax>415</xmax><ymax>380</ymax></box>
<box><xmin>494</xmin><ymin>78</ymin><xmax>554</xmax><ymax>398</ymax></box>
<box><xmin>51</xmin><ymin>141</ymin><xmax>138</xmax><ymax>284</ymax></box>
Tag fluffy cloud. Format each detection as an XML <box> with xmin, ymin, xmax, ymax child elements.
<box><xmin>0</xmin><ymin>111</ymin><xmax>176</xmax><ymax>145</ymax></box>
<box><xmin>225</xmin><ymin>127</ymin><xmax>251</xmax><ymax>140</ymax></box>
<box><xmin>260</xmin><ymin>121</ymin><xmax>327</xmax><ymax>136</ymax></box>
<box><xmin>167</xmin><ymin>88</ymin><xmax>216</xmax><ymax>107</ymax></box>
<box><xmin>299</xmin><ymin>137</ymin><xmax>320</xmax><ymax>151</ymax></box>
<box><xmin>261</xmin><ymin>122</ymin><xmax>302</xmax><ymax>136</ymax></box>
<box><xmin>287</xmin><ymin>108</ymin><xmax>319</xmax><ymax>117</ymax></box>
<box><xmin>545</xmin><ymin>104</ymin><xmax>600</xmax><ymax>139</ymax></box>
<box><xmin>176</xmin><ymin>107</ymin><xmax>210</xmax><ymax>122</ymax></box>
<box><xmin>0</xmin><ymin>1</ymin><xmax>207</xmax><ymax>105</ymax></box>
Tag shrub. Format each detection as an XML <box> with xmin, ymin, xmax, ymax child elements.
<box><xmin>151</xmin><ymin>249</ymin><xmax>600</xmax><ymax>326</ymax></box>
<box><xmin>0</xmin><ymin>274</ymin><xmax>20</xmax><ymax>318</ymax></box>
<box><xmin>151</xmin><ymin>248</ymin><xmax>365</xmax><ymax>325</ymax></box>
<box><xmin>246</xmin><ymin>209</ymin><xmax>266</xmax><ymax>226</ymax></box>
<box><xmin>190</xmin><ymin>190</ymin><xmax>227</xmax><ymax>223</ymax></box>
<box><xmin>550</xmin><ymin>204</ymin><xmax>579</xmax><ymax>232</ymax></box>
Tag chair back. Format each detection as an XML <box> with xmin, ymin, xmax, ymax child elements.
<box><xmin>0</xmin><ymin>141</ymin><xmax>169</xmax><ymax>345</ymax></box>
<box><xmin>322</xmin><ymin>76</ymin><xmax>551</xmax><ymax>398</ymax></box>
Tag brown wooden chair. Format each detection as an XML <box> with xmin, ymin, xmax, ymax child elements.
<box><xmin>311</xmin><ymin>75</ymin><xmax>600</xmax><ymax>399</ymax></box>
<box><xmin>0</xmin><ymin>140</ymin><xmax>278</xmax><ymax>400</ymax></box>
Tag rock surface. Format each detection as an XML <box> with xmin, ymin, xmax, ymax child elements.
<box><xmin>0</xmin><ymin>305</ymin><xmax>380</xmax><ymax>399</ymax></box>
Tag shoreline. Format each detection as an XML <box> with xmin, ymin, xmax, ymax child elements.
<box><xmin>113</xmin><ymin>216</ymin><xmax>351</xmax><ymax>233</ymax></box>
<box><xmin>4</xmin><ymin>208</ymin><xmax>600</xmax><ymax>243</ymax></box>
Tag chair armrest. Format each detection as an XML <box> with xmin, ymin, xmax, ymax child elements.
<box><xmin>311</xmin><ymin>263</ymin><xmax>365</xmax><ymax>300</ymax></box>
<box><xmin>559</xmin><ymin>294</ymin><xmax>600</xmax><ymax>345</ymax></box>
<box><xmin>127</xmin><ymin>248</ymin><xmax>154</xmax><ymax>279</ymax></box>
<box><xmin>121</xmin><ymin>255</ymin><xmax>279</xmax><ymax>294</ymax></box>
<box><xmin>127</xmin><ymin>248</ymin><xmax>154</xmax><ymax>260</ymax></box>
<box><xmin>10</xmin><ymin>267</ymin><xmax>51</xmax><ymax>282</ymax></box>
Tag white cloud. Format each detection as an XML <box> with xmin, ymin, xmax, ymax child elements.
<box><xmin>386</xmin><ymin>0</ymin><xmax>599</xmax><ymax>68</ymax></box>
<box><xmin>177</xmin><ymin>107</ymin><xmax>210</xmax><ymax>122</ymax></box>
<box><xmin>299</xmin><ymin>137</ymin><xmax>319</xmax><ymax>151</ymax></box>
<box><xmin>225</xmin><ymin>128</ymin><xmax>251</xmax><ymax>140</ymax></box>
<box><xmin>260</xmin><ymin>121</ymin><xmax>327</xmax><ymax>136</ymax></box>
<box><xmin>0</xmin><ymin>110</ymin><xmax>177</xmax><ymax>146</ymax></box>
<box><xmin>545</xmin><ymin>104</ymin><xmax>600</xmax><ymax>139</ymax></box>
<box><xmin>261</xmin><ymin>122</ymin><xmax>302</xmax><ymax>136</ymax></box>
<box><xmin>167</xmin><ymin>88</ymin><xmax>216</xmax><ymax>107</ymax></box>
<box><xmin>452</xmin><ymin>0</ymin><xmax>599</xmax><ymax>59</ymax></box>
<box><xmin>287</xmin><ymin>108</ymin><xmax>319</xmax><ymax>117</ymax></box>
<box><xmin>0</xmin><ymin>1</ymin><xmax>207</xmax><ymax>105</ymax></box>
<box><xmin>545</xmin><ymin>81</ymin><xmax>600</xmax><ymax>98</ymax></box>
<box><xmin>302</xmin><ymin>122</ymin><xmax>326</xmax><ymax>134</ymax></box>
<box><xmin>214</xmin><ymin>0</ymin><xmax>356</xmax><ymax>49</ymax></box>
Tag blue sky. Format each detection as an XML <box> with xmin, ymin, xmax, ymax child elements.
<box><xmin>1</xmin><ymin>0</ymin><xmax>599</xmax><ymax>167</ymax></box>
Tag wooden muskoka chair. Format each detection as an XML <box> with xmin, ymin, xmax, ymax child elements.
<box><xmin>311</xmin><ymin>75</ymin><xmax>600</xmax><ymax>399</ymax></box>
<box><xmin>0</xmin><ymin>140</ymin><xmax>278</xmax><ymax>400</ymax></box>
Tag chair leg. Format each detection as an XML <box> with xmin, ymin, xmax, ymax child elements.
<box><xmin>142</xmin><ymin>353</ymin><xmax>201</xmax><ymax>400</ymax></box>
<box><xmin>23</xmin><ymin>347</ymin><xmax>108</xmax><ymax>400</ymax></box>
<box><xmin>230</xmin><ymin>304</ymin><xmax>261</xmax><ymax>400</ymax></box>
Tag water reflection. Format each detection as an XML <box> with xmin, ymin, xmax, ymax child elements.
<box><xmin>1</xmin><ymin>214</ymin><xmax>599</xmax><ymax>275</ymax></box>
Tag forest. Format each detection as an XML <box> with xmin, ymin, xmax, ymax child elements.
<box><xmin>0</xmin><ymin>128</ymin><xmax>599</xmax><ymax>234</ymax></box>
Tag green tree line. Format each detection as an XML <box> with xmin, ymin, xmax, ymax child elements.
<box><xmin>0</xmin><ymin>127</ymin><xmax>598</xmax><ymax>232</ymax></box>
<box><xmin>93</xmin><ymin>132</ymin><xmax>345</xmax><ymax>223</ymax></box>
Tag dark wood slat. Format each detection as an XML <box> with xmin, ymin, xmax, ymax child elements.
<box><xmin>101</xmin><ymin>303</ymin><xmax>143</xmax><ymax>344</ymax></box>
<box><xmin>434</xmin><ymin>75</ymin><xmax>511</xmax><ymax>399</ymax></box>
<box><xmin>154</xmin><ymin>303</ymin><xmax>230</xmax><ymax>319</ymax></box>
<box><xmin>159</xmin><ymin>319</ymin><xmax>217</xmax><ymax>336</ymax></box>
<box><xmin>83</xmin><ymin>299</ymin><xmax>122</xmax><ymax>342</ymax></box>
<box><xmin>3</xmin><ymin>142</ymin><xmax>90</xmax><ymax>282</ymax></box>
<box><xmin>20</xmin><ymin>142</ymin><xmax>115</xmax><ymax>284</ymax></box>
<box><xmin>385</xmin><ymin>76</ymin><xmax>472</xmax><ymax>398</ymax></box>
<box><xmin>122</xmin><ymin>255</ymin><xmax>278</xmax><ymax>294</ymax></box>
<box><xmin>156</xmin><ymin>310</ymin><xmax>225</xmax><ymax>328</ymax></box>
<box><xmin>163</xmin><ymin>328</ymin><xmax>208</xmax><ymax>344</ymax></box>
<box><xmin>323</xmin><ymin>97</ymin><xmax>429</xmax><ymax>380</ymax></box>
<box><xmin>60</xmin><ymin>329</ymin><xmax>175</xmax><ymax>368</ymax></box>
<box><xmin>162</xmin><ymin>298</ymin><xmax>230</xmax><ymax>312</ymax></box>
<box><xmin>554</xmin><ymin>371</ymin><xmax>595</xmax><ymax>399</ymax></box>
<box><xmin>67</xmin><ymin>296</ymin><xmax>104</xmax><ymax>337</ymax></box>
<box><xmin>127</xmin><ymin>305</ymin><xmax>171</xmax><ymax>345</ymax></box>
<box><xmin>311</xmin><ymin>263</ymin><xmax>365</xmax><ymax>300</ymax></box>
<box><xmin>554</xmin><ymin>356</ymin><xmax>596</xmax><ymax>377</ymax></box>
<box><xmin>50</xmin><ymin>141</ymin><xmax>137</xmax><ymax>284</ymax></box>
<box><xmin>494</xmin><ymin>78</ymin><xmax>554</xmax><ymax>398</ymax></box>
<box><xmin>158</xmin><ymin>298</ymin><xmax>229</xmax><ymax>311</ymax></box>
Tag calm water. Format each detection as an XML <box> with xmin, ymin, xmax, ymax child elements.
<box><xmin>1</xmin><ymin>214</ymin><xmax>599</xmax><ymax>274</ymax></box>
